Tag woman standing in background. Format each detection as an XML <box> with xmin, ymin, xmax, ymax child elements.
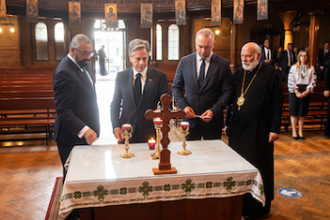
<box><xmin>288</xmin><ymin>50</ymin><xmax>317</xmax><ymax>139</ymax></box>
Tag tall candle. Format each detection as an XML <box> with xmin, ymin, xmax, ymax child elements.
<box><xmin>122</xmin><ymin>123</ymin><xmax>132</xmax><ymax>130</ymax></box>
<box><xmin>180</xmin><ymin>121</ymin><xmax>189</xmax><ymax>130</ymax></box>
<box><xmin>153</xmin><ymin>117</ymin><xmax>163</xmax><ymax>125</ymax></box>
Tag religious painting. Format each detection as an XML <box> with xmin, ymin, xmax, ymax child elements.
<box><xmin>105</xmin><ymin>3</ymin><xmax>118</xmax><ymax>28</ymax></box>
<box><xmin>140</xmin><ymin>3</ymin><xmax>153</xmax><ymax>28</ymax></box>
<box><xmin>233</xmin><ymin>0</ymin><xmax>244</xmax><ymax>24</ymax></box>
<box><xmin>0</xmin><ymin>0</ymin><xmax>7</xmax><ymax>20</ymax></box>
<box><xmin>257</xmin><ymin>0</ymin><xmax>268</xmax><ymax>20</ymax></box>
<box><xmin>175</xmin><ymin>0</ymin><xmax>186</xmax><ymax>25</ymax></box>
<box><xmin>68</xmin><ymin>1</ymin><xmax>81</xmax><ymax>27</ymax></box>
<box><xmin>211</xmin><ymin>0</ymin><xmax>221</xmax><ymax>25</ymax></box>
<box><xmin>26</xmin><ymin>0</ymin><xmax>38</xmax><ymax>23</ymax></box>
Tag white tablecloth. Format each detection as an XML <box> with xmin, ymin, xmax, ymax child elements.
<box><xmin>59</xmin><ymin>140</ymin><xmax>265</xmax><ymax>219</ymax></box>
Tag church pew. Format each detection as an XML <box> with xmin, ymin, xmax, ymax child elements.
<box><xmin>0</xmin><ymin>97</ymin><xmax>56</xmax><ymax>144</ymax></box>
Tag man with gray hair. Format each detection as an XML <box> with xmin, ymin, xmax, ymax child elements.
<box><xmin>53</xmin><ymin>34</ymin><xmax>100</xmax><ymax>182</ymax></box>
<box><xmin>111</xmin><ymin>38</ymin><xmax>169</xmax><ymax>143</ymax></box>
<box><xmin>172</xmin><ymin>28</ymin><xmax>233</xmax><ymax>140</ymax></box>
<box><xmin>225</xmin><ymin>42</ymin><xmax>283</xmax><ymax>218</ymax></box>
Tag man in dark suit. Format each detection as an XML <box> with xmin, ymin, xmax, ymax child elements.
<box><xmin>278</xmin><ymin>43</ymin><xmax>296</xmax><ymax>81</ymax></box>
<box><xmin>110</xmin><ymin>39</ymin><xmax>169</xmax><ymax>143</ymax></box>
<box><xmin>172</xmin><ymin>28</ymin><xmax>233</xmax><ymax>140</ymax></box>
<box><xmin>53</xmin><ymin>34</ymin><xmax>100</xmax><ymax>180</ymax></box>
<box><xmin>317</xmin><ymin>41</ymin><xmax>330</xmax><ymax>81</ymax></box>
<box><xmin>260</xmin><ymin>39</ymin><xmax>278</xmax><ymax>67</ymax></box>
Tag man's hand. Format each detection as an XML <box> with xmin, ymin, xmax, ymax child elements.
<box><xmin>84</xmin><ymin>128</ymin><xmax>98</xmax><ymax>145</ymax></box>
<box><xmin>320</xmin><ymin>66</ymin><xmax>324</xmax><ymax>71</ymax></box>
<box><xmin>114</xmin><ymin>128</ymin><xmax>124</xmax><ymax>143</ymax></box>
<box><xmin>184</xmin><ymin>106</ymin><xmax>196</xmax><ymax>118</ymax></box>
<box><xmin>324</xmin><ymin>90</ymin><xmax>330</xmax><ymax>97</ymax></box>
<box><xmin>200</xmin><ymin>110</ymin><xmax>213</xmax><ymax>122</ymax></box>
<box><xmin>279</xmin><ymin>67</ymin><xmax>282</xmax><ymax>71</ymax></box>
<box><xmin>264</xmin><ymin>59</ymin><xmax>271</xmax><ymax>64</ymax></box>
<box><xmin>269</xmin><ymin>132</ymin><xmax>279</xmax><ymax>143</ymax></box>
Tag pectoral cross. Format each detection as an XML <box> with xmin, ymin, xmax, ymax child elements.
<box><xmin>145</xmin><ymin>94</ymin><xmax>185</xmax><ymax>175</ymax></box>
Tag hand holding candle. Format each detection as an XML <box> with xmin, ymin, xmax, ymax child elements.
<box><xmin>148</xmin><ymin>138</ymin><xmax>156</xmax><ymax>150</ymax></box>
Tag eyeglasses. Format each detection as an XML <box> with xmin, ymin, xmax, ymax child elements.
<box><xmin>75</xmin><ymin>48</ymin><xmax>94</xmax><ymax>57</ymax></box>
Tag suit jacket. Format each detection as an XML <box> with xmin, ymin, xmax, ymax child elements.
<box><xmin>260</xmin><ymin>47</ymin><xmax>278</xmax><ymax>67</ymax></box>
<box><xmin>110</xmin><ymin>67</ymin><xmax>169</xmax><ymax>142</ymax></box>
<box><xmin>318</xmin><ymin>49</ymin><xmax>330</xmax><ymax>68</ymax></box>
<box><xmin>53</xmin><ymin>56</ymin><xmax>100</xmax><ymax>147</ymax></box>
<box><xmin>172</xmin><ymin>52</ymin><xmax>233</xmax><ymax>128</ymax></box>
<box><xmin>278</xmin><ymin>50</ymin><xmax>296</xmax><ymax>72</ymax></box>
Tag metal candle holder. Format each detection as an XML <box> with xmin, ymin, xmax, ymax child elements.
<box><xmin>178</xmin><ymin>122</ymin><xmax>191</xmax><ymax>155</ymax></box>
<box><xmin>120</xmin><ymin>126</ymin><xmax>134</xmax><ymax>159</ymax></box>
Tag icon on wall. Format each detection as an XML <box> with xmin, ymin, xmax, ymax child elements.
<box><xmin>0</xmin><ymin>0</ymin><xmax>7</xmax><ymax>20</ymax></box>
<box><xmin>69</xmin><ymin>1</ymin><xmax>81</xmax><ymax>27</ymax></box>
<box><xmin>141</xmin><ymin>3</ymin><xmax>153</xmax><ymax>28</ymax></box>
<box><xmin>105</xmin><ymin>3</ymin><xmax>118</xmax><ymax>28</ymax></box>
<box><xmin>26</xmin><ymin>0</ymin><xmax>38</xmax><ymax>23</ymax></box>
<box><xmin>175</xmin><ymin>0</ymin><xmax>186</xmax><ymax>25</ymax></box>
<box><xmin>233</xmin><ymin>0</ymin><xmax>243</xmax><ymax>24</ymax></box>
<box><xmin>211</xmin><ymin>0</ymin><xmax>221</xmax><ymax>25</ymax></box>
<box><xmin>257</xmin><ymin>0</ymin><xmax>268</xmax><ymax>20</ymax></box>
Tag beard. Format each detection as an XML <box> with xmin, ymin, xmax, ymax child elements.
<box><xmin>242</xmin><ymin>56</ymin><xmax>259</xmax><ymax>71</ymax></box>
<box><xmin>75</xmin><ymin>55</ymin><xmax>90</xmax><ymax>67</ymax></box>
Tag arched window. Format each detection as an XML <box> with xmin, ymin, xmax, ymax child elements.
<box><xmin>35</xmin><ymin>22</ymin><xmax>48</xmax><ymax>60</ymax></box>
<box><xmin>156</xmin><ymin>24</ymin><xmax>162</xmax><ymax>60</ymax></box>
<box><xmin>168</xmin><ymin>24</ymin><xmax>179</xmax><ymax>60</ymax></box>
<box><xmin>54</xmin><ymin>22</ymin><xmax>65</xmax><ymax>60</ymax></box>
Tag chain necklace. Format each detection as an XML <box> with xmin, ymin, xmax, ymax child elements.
<box><xmin>237</xmin><ymin>63</ymin><xmax>262</xmax><ymax>111</ymax></box>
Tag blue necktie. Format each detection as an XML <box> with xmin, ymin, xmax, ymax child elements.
<box><xmin>199</xmin><ymin>59</ymin><xmax>205</xmax><ymax>89</ymax></box>
<box><xmin>82</xmin><ymin>67</ymin><xmax>92</xmax><ymax>85</ymax></box>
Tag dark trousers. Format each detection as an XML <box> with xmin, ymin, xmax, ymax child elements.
<box><xmin>187</xmin><ymin>118</ymin><xmax>222</xmax><ymax>140</ymax></box>
<box><xmin>325</xmin><ymin>98</ymin><xmax>330</xmax><ymax>137</ymax></box>
<box><xmin>56</xmin><ymin>142</ymin><xmax>74</xmax><ymax>182</ymax></box>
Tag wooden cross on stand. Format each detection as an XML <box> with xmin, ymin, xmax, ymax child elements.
<box><xmin>145</xmin><ymin>94</ymin><xmax>185</xmax><ymax>175</ymax></box>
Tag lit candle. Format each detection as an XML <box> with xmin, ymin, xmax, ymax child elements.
<box><xmin>180</xmin><ymin>121</ymin><xmax>189</xmax><ymax>130</ymax></box>
<box><xmin>122</xmin><ymin>123</ymin><xmax>132</xmax><ymax>131</ymax></box>
<box><xmin>148</xmin><ymin>138</ymin><xmax>156</xmax><ymax>150</ymax></box>
<box><xmin>153</xmin><ymin>117</ymin><xmax>163</xmax><ymax>125</ymax></box>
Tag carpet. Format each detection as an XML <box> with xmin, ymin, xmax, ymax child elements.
<box><xmin>45</xmin><ymin>177</ymin><xmax>64</xmax><ymax>220</ymax></box>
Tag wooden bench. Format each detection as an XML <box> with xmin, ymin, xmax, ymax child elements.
<box><xmin>0</xmin><ymin>97</ymin><xmax>56</xmax><ymax>144</ymax></box>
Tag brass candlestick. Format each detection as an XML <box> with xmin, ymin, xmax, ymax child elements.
<box><xmin>178</xmin><ymin>125</ymin><xmax>191</xmax><ymax>155</ymax></box>
<box><xmin>151</xmin><ymin>123</ymin><xmax>162</xmax><ymax>159</ymax></box>
<box><xmin>120</xmin><ymin>128</ymin><xmax>134</xmax><ymax>159</ymax></box>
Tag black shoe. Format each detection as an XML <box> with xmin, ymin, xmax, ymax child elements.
<box><xmin>299</xmin><ymin>136</ymin><xmax>305</xmax><ymax>139</ymax></box>
<box><xmin>292</xmin><ymin>136</ymin><xmax>299</xmax><ymax>140</ymax></box>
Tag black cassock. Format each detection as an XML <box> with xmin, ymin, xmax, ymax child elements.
<box><xmin>98</xmin><ymin>48</ymin><xmax>108</xmax><ymax>76</ymax></box>
<box><xmin>226</xmin><ymin>63</ymin><xmax>283</xmax><ymax>216</ymax></box>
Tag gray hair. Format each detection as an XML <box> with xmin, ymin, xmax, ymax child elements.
<box><xmin>70</xmin><ymin>34</ymin><xmax>92</xmax><ymax>49</ymax></box>
<box><xmin>196</xmin><ymin>28</ymin><xmax>215</xmax><ymax>41</ymax></box>
<box><xmin>242</xmin><ymin>42</ymin><xmax>261</xmax><ymax>56</ymax></box>
<box><xmin>129</xmin><ymin>39</ymin><xmax>150</xmax><ymax>57</ymax></box>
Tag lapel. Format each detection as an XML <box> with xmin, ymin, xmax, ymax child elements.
<box><xmin>127</xmin><ymin>68</ymin><xmax>137</xmax><ymax>107</ymax></box>
<box><xmin>143</xmin><ymin>67</ymin><xmax>152</xmax><ymax>100</ymax></box>
<box><xmin>190</xmin><ymin>53</ymin><xmax>199</xmax><ymax>91</ymax></box>
<box><xmin>67</xmin><ymin>57</ymin><xmax>93</xmax><ymax>90</ymax></box>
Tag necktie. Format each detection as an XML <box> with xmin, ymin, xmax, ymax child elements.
<box><xmin>82</xmin><ymin>67</ymin><xmax>92</xmax><ymax>85</ymax></box>
<box><xmin>267</xmin><ymin>49</ymin><xmax>270</xmax><ymax>60</ymax></box>
<box><xmin>325</xmin><ymin>50</ymin><xmax>327</xmax><ymax>58</ymax></box>
<box><xmin>133</xmin><ymin>73</ymin><xmax>142</xmax><ymax>105</ymax></box>
<box><xmin>199</xmin><ymin>59</ymin><xmax>205</xmax><ymax>89</ymax></box>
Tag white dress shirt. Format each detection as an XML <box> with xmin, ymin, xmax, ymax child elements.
<box><xmin>196</xmin><ymin>52</ymin><xmax>212</xmax><ymax>80</ymax></box>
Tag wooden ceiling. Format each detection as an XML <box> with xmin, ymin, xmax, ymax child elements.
<box><xmin>5</xmin><ymin>0</ymin><xmax>330</xmax><ymax>17</ymax></box>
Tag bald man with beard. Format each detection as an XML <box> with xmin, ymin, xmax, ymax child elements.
<box><xmin>225</xmin><ymin>42</ymin><xmax>284</xmax><ymax>218</ymax></box>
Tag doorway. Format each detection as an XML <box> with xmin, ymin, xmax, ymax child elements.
<box><xmin>93</xmin><ymin>20</ymin><xmax>127</xmax><ymax>142</ymax></box>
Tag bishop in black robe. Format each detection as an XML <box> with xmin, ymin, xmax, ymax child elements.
<box><xmin>226</xmin><ymin>42</ymin><xmax>284</xmax><ymax>217</ymax></box>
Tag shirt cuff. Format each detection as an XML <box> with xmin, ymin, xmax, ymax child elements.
<box><xmin>78</xmin><ymin>125</ymin><xmax>90</xmax><ymax>139</ymax></box>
